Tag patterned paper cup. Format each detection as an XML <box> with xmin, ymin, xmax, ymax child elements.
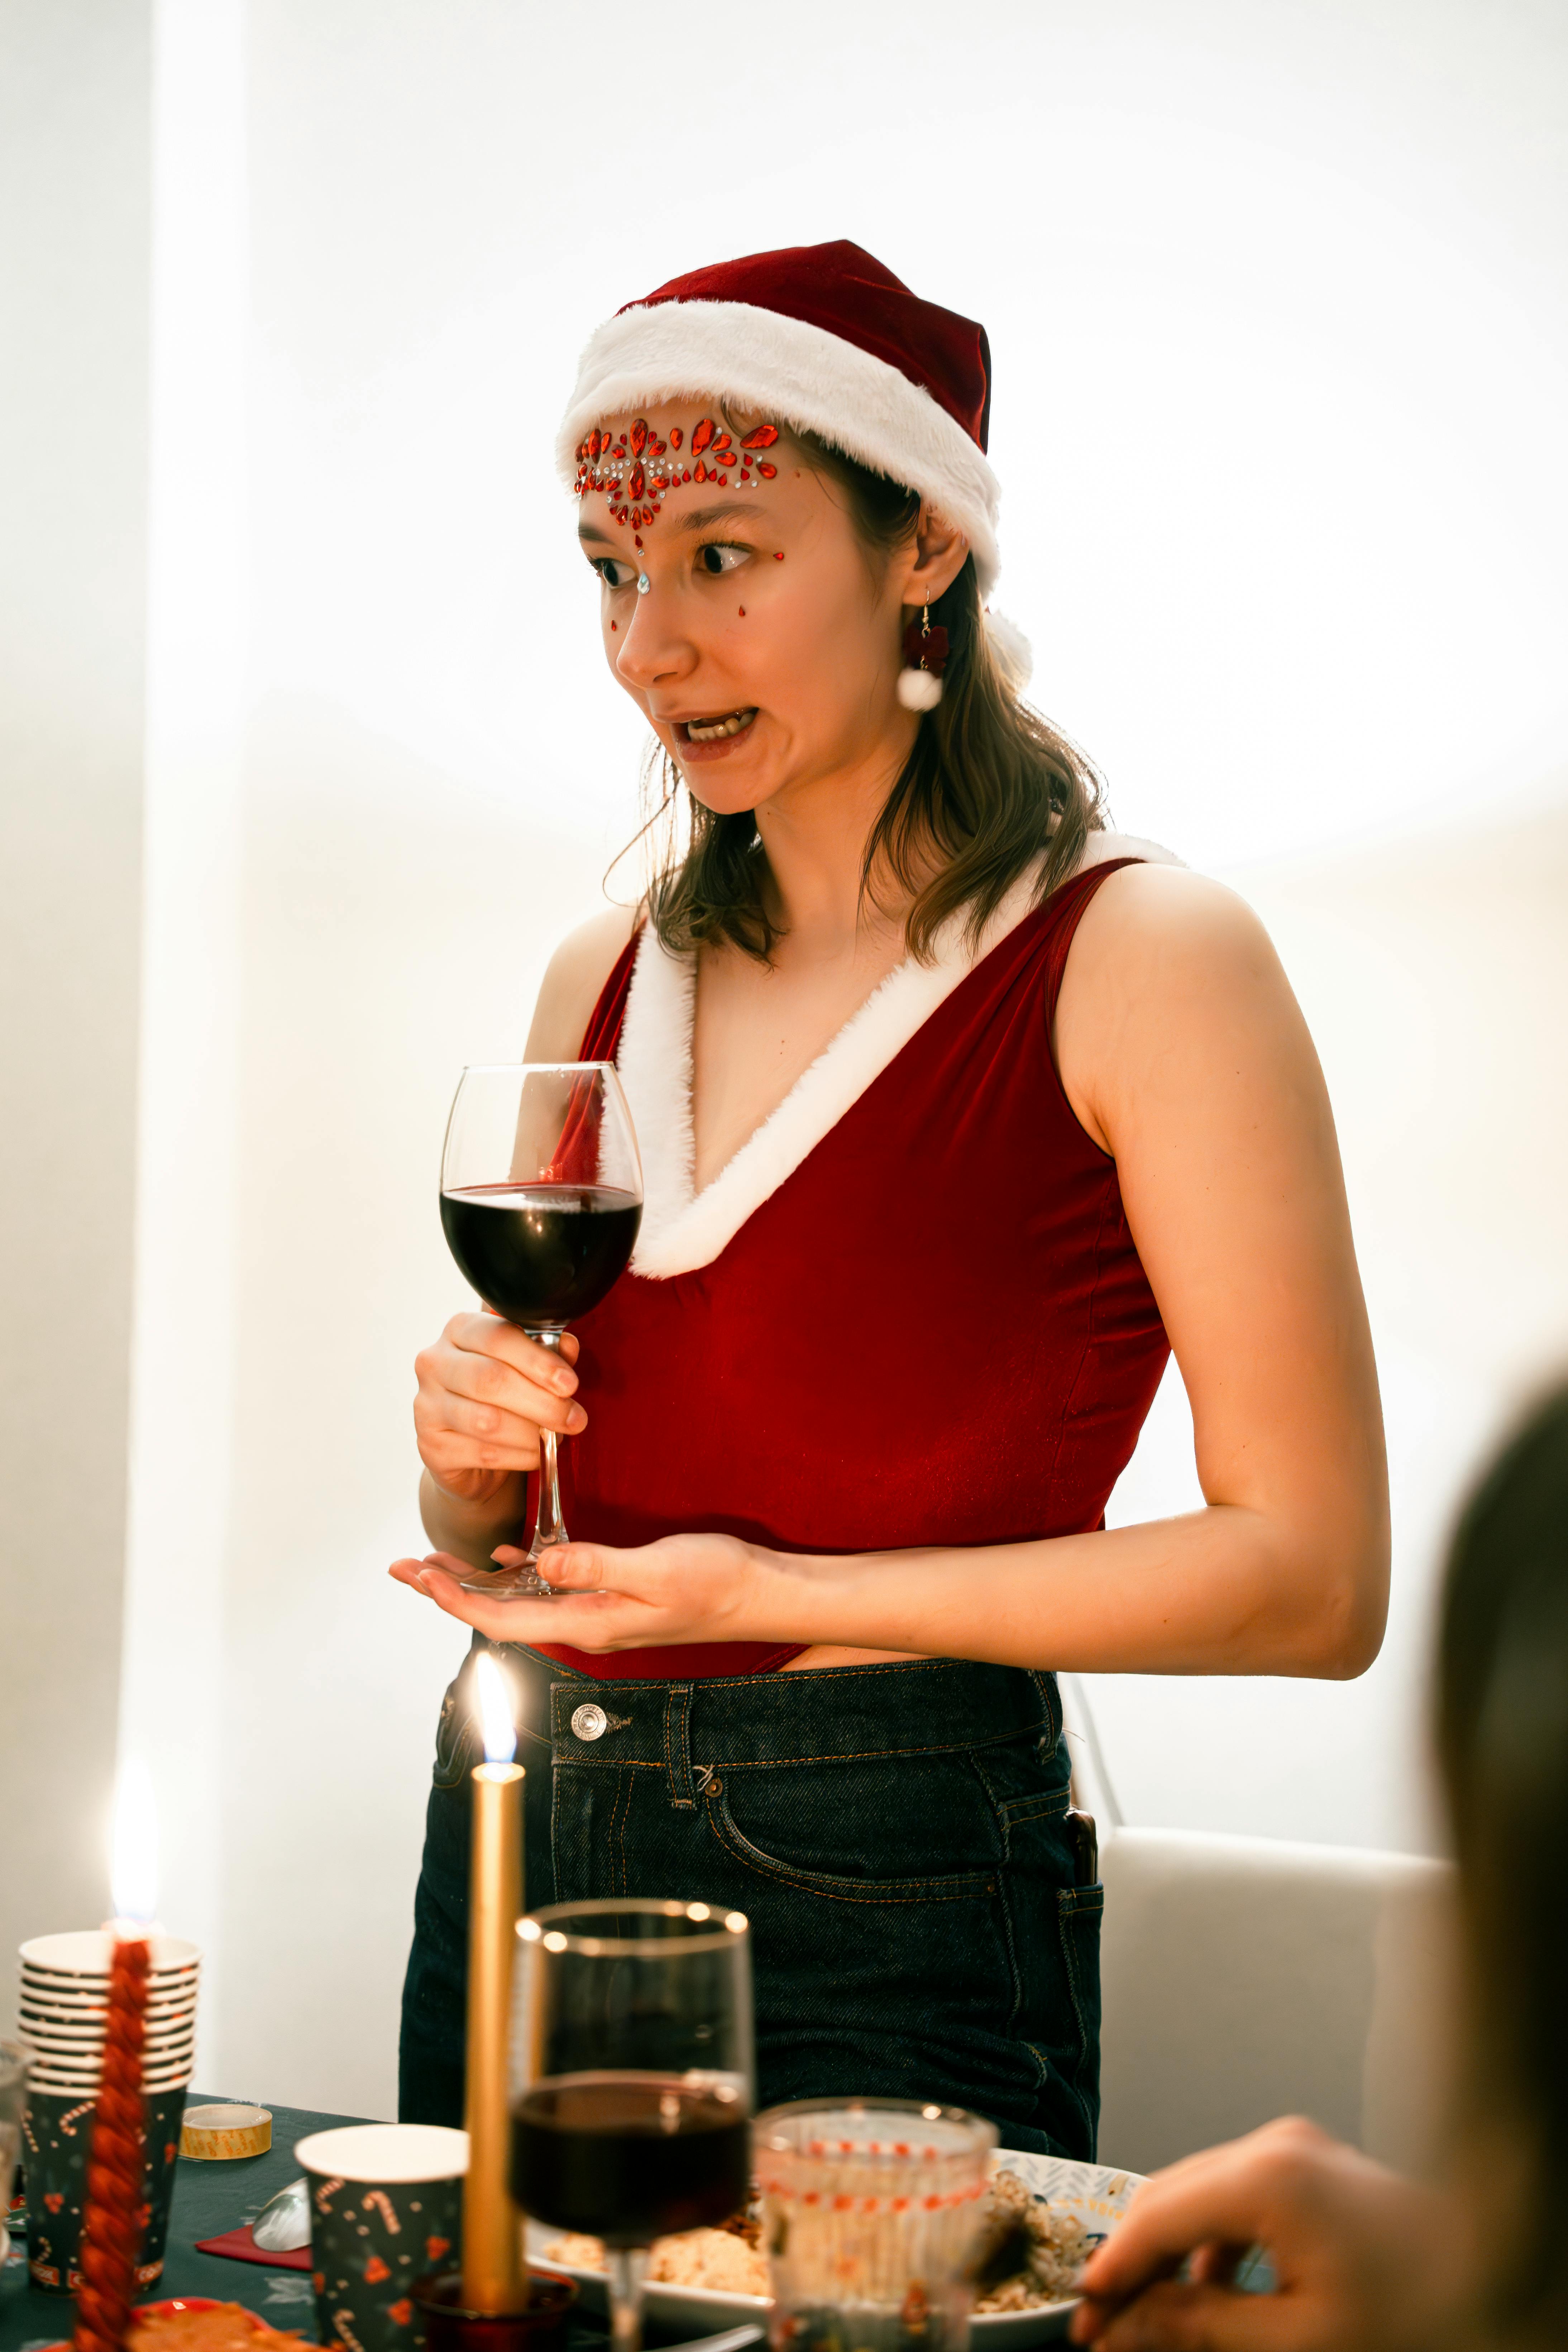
<box><xmin>22</xmin><ymin>2084</ymin><xmax>187</xmax><ymax>2294</ymax></box>
<box><xmin>297</xmin><ymin>2123</ymin><xmax>468</xmax><ymax>2352</ymax></box>
<box><xmin>20</xmin><ymin>1932</ymin><xmax>201</xmax><ymax>1981</ymax></box>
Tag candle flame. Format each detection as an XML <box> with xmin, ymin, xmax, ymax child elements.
<box><xmin>474</xmin><ymin>1652</ymin><xmax>516</xmax><ymax>1765</ymax></box>
<box><xmin>110</xmin><ymin>1757</ymin><xmax>159</xmax><ymax>1925</ymax></box>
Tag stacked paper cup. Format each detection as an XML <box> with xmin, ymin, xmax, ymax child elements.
<box><xmin>17</xmin><ymin>1930</ymin><xmax>201</xmax><ymax>2293</ymax></box>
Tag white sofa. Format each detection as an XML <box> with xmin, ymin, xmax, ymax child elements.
<box><xmin>1096</xmin><ymin>1824</ymin><xmax>1456</xmax><ymax>2179</ymax></box>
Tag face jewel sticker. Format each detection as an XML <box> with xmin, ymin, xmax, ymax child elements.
<box><xmin>574</xmin><ymin>417</ymin><xmax>782</xmax><ymax>548</ymax></box>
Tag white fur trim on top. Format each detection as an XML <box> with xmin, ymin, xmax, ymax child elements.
<box><xmin>557</xmin><ymin>298</ymin><xmax>1002</xmax><ymax>593</ymax></box>
<box><xmin>616</xmin><ymin>831</ymin><xmax>1183</xmax><ymax>1279</ymax></box>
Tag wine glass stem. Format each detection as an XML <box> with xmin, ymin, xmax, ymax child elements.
<box><xmin>607</xmin><ymin>2247</ymin><xmax>649</xmax><ymax>2352</ymax></box>
<box><xmin>526</xmin><ymin>1329</ymin><xmax>569</xmax><ymax>1563</ymax></box>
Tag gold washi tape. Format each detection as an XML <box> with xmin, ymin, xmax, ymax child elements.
<box><xmin>180</xmin><ymin>2102</ymin><xmax>273</xmax><ymax>2160</ymax></box>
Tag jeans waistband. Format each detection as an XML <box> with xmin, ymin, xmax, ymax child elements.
<box><xmin>475</xmin><ymin>1640</ymin><xmax>1060</xmax><ymax>1798</ymax></box>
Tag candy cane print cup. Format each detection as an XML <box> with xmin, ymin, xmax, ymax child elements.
<box><xmin>297</xmin><ymin>2123</ymin><xmax>468</xmax><ymax>2352</ymax></box>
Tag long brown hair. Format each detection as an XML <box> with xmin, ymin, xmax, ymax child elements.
<box><xmin>620</xmin><ymin>432</ymin><xmax>1105</xmax><ymax>965</ymax></box>
<box><xmin>1438</xmin><ymin>1380</ymin><xmax>1568</xmax><ymax>2344</ymax></box>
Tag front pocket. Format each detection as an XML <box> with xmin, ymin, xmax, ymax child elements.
<box><xmin>705</xmin><ymin>1777</ymin><xmax>996</xmax><ymax>1906</ymax></box>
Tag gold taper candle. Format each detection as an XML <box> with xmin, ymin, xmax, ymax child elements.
<box><xmin>462</xmin><ymin>1654</ymin><xmax>529</xmax><ymax>2312</ymax></box>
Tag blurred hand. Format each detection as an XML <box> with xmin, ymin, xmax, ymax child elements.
<box><xmin>388</xmin><ymin>1530</ymin><xmax>764</xmax><ymax>1650</ymax></box>
<box><xmin>413</xmin><ymin>1311</ymin><xmax>584</xmax><ymax>1507</ymax></box>
<box><xmin>1071</xmin><ymin>2118</ymin><xmax>1470</xmax><ymax>2352</ymax></box>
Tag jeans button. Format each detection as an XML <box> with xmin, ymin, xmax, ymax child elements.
<box><xmin>570</xmin><ymin>1703</ymin><xmax>608</xmax><ymax>1742</ymax></box>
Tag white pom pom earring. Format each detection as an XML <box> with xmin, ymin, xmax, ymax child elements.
<box><xmin>897</xmin><ymin>597</ymin><xmax>948</xmax><ymax>711</ymax></box>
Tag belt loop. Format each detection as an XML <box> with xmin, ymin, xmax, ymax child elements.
<box><xmin>664</xmin><ymin>1683</ymin><xmax>696</xmax><ymax>1808</ymax></box>
<box><xmin>1028</xmin><ymin>1669</ymin><xmax>1062</xmax><ymax>1758</ymax></box>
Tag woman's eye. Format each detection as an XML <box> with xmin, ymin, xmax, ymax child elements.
<box><xmin>593</xmin><ymin>558</ymin><xmax>635</xmax><ymax>590</ymax></box>
<box><xmin>697</xmin><ymin>543</ymin><xmax>748</xmax><ymax>577</ymax></box>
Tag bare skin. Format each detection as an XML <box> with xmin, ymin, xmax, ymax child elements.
<box><xmin>400</xmin><ymin>405</ymin><xmax>1389</xmax><ymax>1680</ymax></box>
<box><xmin>1067</xmin><ymin>2117</ymin><xmax>1473</xmax><ymax>2352</ymax></box>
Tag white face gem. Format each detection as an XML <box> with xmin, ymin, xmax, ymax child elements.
<box><xmin>637</xmin><ymin>572</ymin><xmax>650</xmax><ymax>594</ymax></box>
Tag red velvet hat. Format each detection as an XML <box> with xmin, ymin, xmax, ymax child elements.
<box><xmin>557</xmin><ymin>240</ymin><xmax>1003</xmax><ymax>592</ymax></box>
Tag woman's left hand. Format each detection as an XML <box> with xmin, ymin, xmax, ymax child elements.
<box><xmin>387</xmin><ymin>1530</ymin><xmax>768</xmax><ymax>1649</ymax></box>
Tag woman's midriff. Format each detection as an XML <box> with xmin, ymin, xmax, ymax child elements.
<box><xmin>782</xmin><ymin>1644</ymin><xmax>926</xmax><ymax>1669</ymax></box>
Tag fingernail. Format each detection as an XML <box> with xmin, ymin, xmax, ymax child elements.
<box><xmin>566</xmin><ymin>1405</ymin><xmax>587</xmax><ymax>1432</ymax></box>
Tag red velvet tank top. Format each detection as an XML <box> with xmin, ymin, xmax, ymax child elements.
<box><xmin>532</xmin><ymin>859</ymin><xmax>1169</xmax><ymax>1680</ymax></box>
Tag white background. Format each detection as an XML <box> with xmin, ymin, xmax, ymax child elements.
<box><xmin>3</xmin><ymin>0</ymin><xmax>1565</xmax><ymax>2119</ymax></box>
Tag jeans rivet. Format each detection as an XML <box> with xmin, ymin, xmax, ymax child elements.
<box><xmin>571</xmin><ymin>1703</ymin><xmax>608</xmax><ymax>1742</ymax></box>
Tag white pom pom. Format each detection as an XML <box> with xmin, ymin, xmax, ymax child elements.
<box><xmin>984</xmin><ymin>608</ymin><xmax>1034</xmax><ymax>692</ymax></box>
<box><xmin>897</xmin><ymin>665</ymin><xmax>945</xmax><ymax>711</ymax></box>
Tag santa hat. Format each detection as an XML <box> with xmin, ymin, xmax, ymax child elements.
<box><xmin>557</xmin><ymin>240</ymin><xmax>1003</xmax><ymax>595</ymax></box>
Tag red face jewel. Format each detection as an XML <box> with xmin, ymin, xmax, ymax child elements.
<box><xmin>630</xmin><ymin>418</ymin><xmax>648</xmax><ymax>455</ymax></box>
<box><xmin>669</xmin><ymin>427</ymin><xmax>683</xmax><ymax>449</ymax></box>
<box><xmin>629</xmin><ymin>464</ymin><xmax>645</xmax><ymax>498</ymax></box>
<box><xmin>694</xmin><ymin>460</ymin><xmax>709</xmax><ymax>482</ymax></box>
<box><xmin>774</xmin><ymin>550</ymin><xmax>784</xmax><ymax>559</ymax></box>
<box><xmin>690</xmin><ymin>418</ymin><xmax>715</xmax><ymax>454</ymax></box>
<box><xmin>757</xmin><ymin>462</ymin><xmax>777</xmax><ymax>477</ymax></box>
<box><xmin>738</xmin><ymin>606</ymin><xmax>745</xmax><ymax>617</ymax></box>
<box><xmin>741</xmin><ymin>424</ymin><xmax>779</xmax><ymax>448</ymax></box>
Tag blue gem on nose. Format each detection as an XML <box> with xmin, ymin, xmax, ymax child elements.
<box><xmin>637</xmin><ymin>572</ymin><xmax>650</xmax><ymax>594</ymax></box>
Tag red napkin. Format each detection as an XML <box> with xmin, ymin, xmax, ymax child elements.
<box><xmin>195</xmin><ymin>2225</ymin><xmax>313</xmax><ymax>2271</ymax></box>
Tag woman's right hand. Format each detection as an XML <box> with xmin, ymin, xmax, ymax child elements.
<box><xmin>413</xmin><ymin>1311</ymin><xmax>585</xmax><ymax>1509</ymax></box>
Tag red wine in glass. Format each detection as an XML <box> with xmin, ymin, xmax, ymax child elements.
<box><xmin>439</xmin><ymin>1065</ymin><xmax>643</xmax><ymax>1596</ymax></box>
<box><xmin>440</xmin><ymin>1184</ymin><xmax>641</xmax><ymax>1327</ymax></box>
<box><xmin>512</xmin><ymin>1902</ymin><xmax>756</xmax><ymax>2352</ymax></box>
<box><xmin>510</xmin><ymin>2074</ymin><xmax>750</xmax><ymax>2248</ymax></box>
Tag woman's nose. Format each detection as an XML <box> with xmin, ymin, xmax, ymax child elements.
<box><xmin>615</xmin><ymin>596</ymin><xmax>687</xmax><ymax>687</ymax></box>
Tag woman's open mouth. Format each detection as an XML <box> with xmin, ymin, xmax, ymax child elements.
<box><xmin>677</xmin><ymin>708</ymin><xmax>758</xmax><ymax>744</ymax></box>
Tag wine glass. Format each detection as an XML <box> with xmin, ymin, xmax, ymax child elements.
<box><xmin>510</xmin><ymin>1901</ymin><xmax>755</xmax><ymax>2352</ymax></box>
<box><xmin>440</xmin><ymin>1063</ymin><xmax>642</xmax><ymax>1597</ymax></box>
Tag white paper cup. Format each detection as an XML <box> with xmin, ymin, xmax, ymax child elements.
<box><xmin>20</xmin><ymin>1933</ymin><xmax>202</xmax><ymax>1979</ymax></box>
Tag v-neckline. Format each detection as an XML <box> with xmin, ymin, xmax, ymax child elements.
<box><xmin>613</xmin><ymin>833</ymin><xmax>1171</xmax><ymax>1280</ymax></box>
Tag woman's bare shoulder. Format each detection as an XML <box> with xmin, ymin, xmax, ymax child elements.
<box><xmin>524</xmin><ymin>904</ymin><xmax>641</xmax><ymax>1060</ymax></box>
<box><xmin>1070</xmin><ymin>855</ymin><xmax>1277</xmax><ymax>985</ymax></box>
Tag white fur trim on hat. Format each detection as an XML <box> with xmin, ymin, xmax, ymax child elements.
<box><xmin>558</xmin><ymin>298</ymin><xmax>1002</xmax><ymax>593</ymax></box>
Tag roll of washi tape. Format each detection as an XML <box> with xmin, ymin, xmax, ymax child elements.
<box><xmin>180</xmin><ymin>2102</ymin><xmax>273</xmax><ymax>2160</ymax></box>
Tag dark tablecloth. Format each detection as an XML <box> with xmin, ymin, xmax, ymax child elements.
<box><xmin>0</xmin><ymin>2094</ymin><xmax>623</xmax><ymax>2352</ymax></box>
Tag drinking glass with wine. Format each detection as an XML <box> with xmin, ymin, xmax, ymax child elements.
<box><xmin>511</xmin><ymin>1901</ymin><xmax>755</xmax><ymax>2352</ymax></box>
<box><xmin>439</xmin><ymin>1062</ymin><xmax>642</xmax><ymax>1598</ymax></box>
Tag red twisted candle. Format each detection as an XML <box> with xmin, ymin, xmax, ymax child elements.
<box><xmin>72</xmin><ymin>1930</ymin><xmax>149</xmax><ymax>2352</ymax></box>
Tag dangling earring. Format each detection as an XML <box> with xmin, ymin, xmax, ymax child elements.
<box><xmin>897</xmin><ymin>596</ymin><xmax>948</xmax><ymax>711</ymax></box>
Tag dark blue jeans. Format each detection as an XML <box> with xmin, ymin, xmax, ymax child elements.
<box><xmin>398</xmin><ymin>1642</ymin><xmax>1101</xmax><ymax>2156</ymax></box>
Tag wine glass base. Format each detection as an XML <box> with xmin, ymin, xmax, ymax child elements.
<box><xmin>454</xmin><ymin>1558</ymin><xmax>559</xmax><ymax>1600</ymax></box>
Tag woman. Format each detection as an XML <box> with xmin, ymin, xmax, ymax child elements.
<box><xmin>392</xmin><ymin>242</ymin><xmax>1388</xmax><ymax>2146</ymax></box>
<box><xmin>1070</xmin><ymin>1380</ymin><xmax>1568</xmax><ymax>2351</ymax></box>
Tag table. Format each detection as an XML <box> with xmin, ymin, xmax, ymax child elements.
<box><xmin>0</xmin><ymin>2094</ymin><xmax>627</xmax><ymax>2352</ymax></box>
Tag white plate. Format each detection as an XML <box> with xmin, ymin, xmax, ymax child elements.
<box><xmin>526</xmin><ymin>2147</ymin><xmax>1147</xmax><ymax>2348</ymax></box>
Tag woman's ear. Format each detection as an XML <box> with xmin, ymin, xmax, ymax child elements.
<box><xmin>900</xmin><ymin>504</ymin><xmax>970</xmax><ymax>608</ymax></box>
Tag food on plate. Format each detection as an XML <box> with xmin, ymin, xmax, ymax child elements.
<box><xmin>547</xmin><ymin>2171</ymin><xmax>1101</xmax><ymax>2312</ymax></box>
<box><xmin>970</xmin><ymin>2169</ymin><xmax>1095</xmax><ymax>2308</ymax></box>
<box><xmin>546</xmin><ymin>2222</ymin><xmax>769</xmax><ymax>2296</ymax></box>
<box><xmin>127</xmin><ymin>2307</ymin><xmax>311</xmax><ymax>2352</ymax></box>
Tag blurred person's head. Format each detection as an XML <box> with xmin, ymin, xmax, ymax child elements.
<box><xmin>1438</xmin><ymin>1379</ymin><xmax>1568</xmax><ymax>2344</ymax></box>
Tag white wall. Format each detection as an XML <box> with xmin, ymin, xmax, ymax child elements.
<box><xmin>3</xmin><ymin>0</ymin><xmax>1565</xmax><ymax>2117</ymax></box>
<box><xmin>0</xmin><ymin>0</ymin><xmax>151</xmax><ymax>2033</ymax></box>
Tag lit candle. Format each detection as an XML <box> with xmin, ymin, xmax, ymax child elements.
<box><xmin>461</xmin><ymin>1653</ymin><xmax>528</xmax><ymax>2314</ymax></box>
<box><xmin>74</xmin><ymin>1761</ymin><xmax>158</xmax><ymax>2352</ymax></box>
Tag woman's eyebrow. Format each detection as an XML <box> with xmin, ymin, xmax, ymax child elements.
<box><xmin>667</xmin><ymin>501</ymin><xmax>769</xmax><ymax>535</ymax></box>
<box><xmin>578</xmin><ymin>522</ymin><xmax>617</xmax><ymax>547</ymax></box>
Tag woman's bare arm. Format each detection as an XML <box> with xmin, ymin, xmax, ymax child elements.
<box><xmin>400</xmin><ymin>869</ymin><xmax>1388</xmax><ymax>1678</ymax></box>
<box><xmin>415</xmin><ymin>904</ymin><xmax>636</xmax><ymax>1569</ymax></box>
